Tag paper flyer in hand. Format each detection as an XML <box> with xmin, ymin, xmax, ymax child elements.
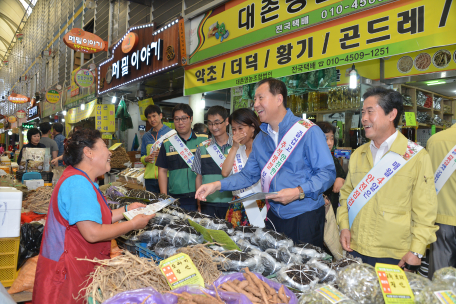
<box><xmin>229</xmin><ymin>192</ymin><xmax>278</xmax><ymax>204</ymax></box>
<box><xmin>123</xmin><ymin>198</ymin><xmax>176</xmax><ymax>220</ymax></box>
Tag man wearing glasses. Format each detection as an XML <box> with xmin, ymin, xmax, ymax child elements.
<box><xmin>156</xmin><ymin>104</ymin><xmax>208</xmax><ymax>211</ymax></box>
<box><xmin>192</xmin><ymin>106</ymin><xmax>233</xmax><ymax>217</ymax></box>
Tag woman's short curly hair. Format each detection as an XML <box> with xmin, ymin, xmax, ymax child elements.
<box><xmin>63</xmin><ymin>129</ymin><xmax>101</xmax><ymax>166</ymax></box>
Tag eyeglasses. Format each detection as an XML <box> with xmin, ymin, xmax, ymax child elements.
<box><xmin>174</xmin><ymin>116</ymin><xmax>190</xmax><ymax>123</ymax></box>
<box><xmin>207</xmin><ymin>119</ymin><xmax>226</xmax><ymax>128</ymax></box>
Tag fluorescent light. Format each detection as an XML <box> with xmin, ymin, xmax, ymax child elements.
<box><xmin>62</xmin><ymin>118</ymin><xmax>65</xmax><ymax>122</ymax></box>
<box><xmin>349</xmin><ymin>64</ymin><xmax>357</xmax><ymax>89</ymax></box>
<box><xmin>62</xmin><ymin>110</ymin><xmax>67</xmax><ymax>115</ymax></box>
<box><xmin>80</xmin><ymin>103</ymin><xmax>85</xmax><ymax>110</ymax></box>
<box><xmin>201</xmin><ymin>95</ymin><xmax>205</xmax><ymax>109</ymax></box>
<box><xmin>427</xmin><ymin>80</ymin><xmax>446</xmax><ymax>86</ymax></box>
<box><xmin>112</xmin><ymin>96</ymin><xmax>117</xmax><ymax>103</ymax></box>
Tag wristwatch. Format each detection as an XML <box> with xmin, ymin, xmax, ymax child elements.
<box><xmin>411</xmin><ymin>251</ymin><xmax>423</xmax><ymax>259</ymax></box>
<box><xmin>297</xmin><ymin>186</ymin><xmax>305</xmax><ymax>200</ymax></box>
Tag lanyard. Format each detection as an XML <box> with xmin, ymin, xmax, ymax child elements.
<box><xmin>73</xmin><ymin>167</ymin><xmax>110</xmax><ymax>209</ymax></box>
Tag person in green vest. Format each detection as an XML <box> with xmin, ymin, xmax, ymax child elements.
<box><xmin>192</xmin><ymin>106</ymin><xmax>233</xmax><ymax>218</ymax></box>
<box><xmin>140</xmin><ymin>105</ymin><xmax>172</xmax><ymax>193</ymax></box>
<box><xmin>156</xmin><ymin>103</ymin><xmax>207</xmax><ymax>211</ymax></box>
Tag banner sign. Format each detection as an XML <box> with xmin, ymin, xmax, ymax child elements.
<box><xmin>8</xmin><ymin>93</ymin><xmax>29</xmax><ymax>104</ymax></box>
<box><xmin>189</xmin><ymin>0</ymin><xmax>395</xmax><ymax>64</ymax></box>
<box><xmin>27</xmin><ymin>105</ymin><xmax>40</xmax><ymax>121</ymax></box>
<box><xmin>74</xmin><ymin>69</ymin><xmax>95</xmax><ymax>88</ymax></box>
<box><xmin>66</xmin><ymin>66</ymin><xmax>97</xmax><ymax>108</ymax></box>
<box><xmin>185</xmin><ymin>0</ymin><xmax>456</xmax><ymax>95</ymax></box>
<box><xmin>16</xmin><ymin>110</ymin><xmax>26</xmax><ymax>119</ymax></box>
<box><xmin>66</xmin><ymin>99</ymin><xmax>97</xmax><ymax>124</ymax></box>
<box><xmin>95</xmin><ymin>104</ymin><xmax>115</xmax><ymax>133</ymax></box>
<box><xmin>63</xmin><ymin>28</ymin><xmax>106</xmax><ymax>54</ymax></box>
<box><xmin>46</xmin><ymin>90</ymin><xmax>61</xmax><ymax>104</ymax></box>
<box><xmin>138</xmin><ymin>98</ymin><xmax>155</xmax><ymax>121</ymax></box>
<box><xmin>98</xmin><ymin>21</ymin><xmax>181</xmax><ymax>95</ymax></box>
<box><xmin>385</xmin><ymin>44</ymin><xmax>456</xmax><ymax>79</ymax></box>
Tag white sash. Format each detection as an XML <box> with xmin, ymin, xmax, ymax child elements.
<box><xmin>149</xmin><ymin>130</ymin><xmax>177</xmax><ymax>154</ymax></box>
<box><xmin>205</xmin><ymin>140</ymin><xmax>226</xmax><ymax>169</ymax></box>
<box><xmin>231</xmin><ymin>145</ymin><xmax>266</xmax><ymax>228</ymax></box>
<box><xmin>168</xmin><ymin>134</ymin><xmax>195</xmax><ymax>169</ymax></box>
<box><xmin>434</xmin><ymin>144</ymin><xmax>456</xmax><ymax>195</ymax></box>
<box><xmin>261</xmin><ymin>119</ymin><xmax>314</xmax><ymax>193</ymax></box>
<box><xmin>347</xmin><ymin>140</ymin><xmax>423</xmax><ymax>228</ymax></box>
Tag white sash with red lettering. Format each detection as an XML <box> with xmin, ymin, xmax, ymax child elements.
<box><xmin>347</xmin><ymin>140</ymin><xmax>423</xmax><ymax>228</ymax></box>
<box><xmin>149</xmin><ymin>130</ymin><xmax>177</xmax><ymax>154</ymax></box>
<box><xmin>231</xmin><ymin>145</ymin><xmax>266</xmax><ymax>227</ymax></box>
<box><xmin>202</xmin><ymin>139</ymin><xmax>226</xmax><ymax>169</ymax></box>
<box><xmin>261</xmin><ymin>119</ymin><xmax>315</xmax><ymax>194</ymax></box>
<box><xmin>434</xmin><ymin>144</ymin><xmax>456</xmax><ymax>195</ymax></box>
<box><xmin>168</xmin><ymin>134</ymin><xmax>195</xmax><ymax>169</ymax></box>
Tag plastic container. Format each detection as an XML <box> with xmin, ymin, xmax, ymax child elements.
<box><xmin>0</xmin><ymin>237</ymin><xmax>20</xmax><ymax>287</ymax></box>
<box><xmin>135</xmin><ymin>242</ymin><xmax>163</xmax><ymax>262</ymax></box>
<box><xmin>0</xmin><ymin>187</ymin><xmax>23</xmax><ymax>238</ymax></box>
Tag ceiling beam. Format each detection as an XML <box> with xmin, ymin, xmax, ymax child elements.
<box><xmin>0</xmin><ymin>13</ymin><xmax>20</xmax><ymax>37</ymax></box>
<box><xmin>0</xmin><ymin>37</ymin><xmax>10</xmax><ymax>49</ymax></box>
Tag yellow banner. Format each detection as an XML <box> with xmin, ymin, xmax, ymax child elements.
<box><xmin>138</xmin><ymin>98</ymin><xmax>154</xmax><ymax>121</ymax></box>
<box><xmin>66</xmin><ymin>99</ymin><xmax>97</xmax><ymax>124</ymax></box>
<box><xmin>95</xmin><ymin>104</ymin><xmax>115</xmax><ymax>133</ymax></box>
<box><xmin>185</xmin><ymin>0</ymin><xmax>456</xmax><ymax>95</ymax></box>
<box><xmin>190</xmin><ymin>0</ymin><xmax>394</xmax><ymax>64</ymax></box>
<box><xmin>385</xmin><ymin>44</ymin><xmax>456</xmax><ymax>79</ymax></box>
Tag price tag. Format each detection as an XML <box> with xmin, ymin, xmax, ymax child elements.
<box><xmin>108</xmin><ymin>143</ymin><xmax>122</xmax><ymax>151</ymax></box>
<box><xmin>102</xmin><ymin>133</ymin><xmax>113</xmax><ymax>139</ymax></box>
<box><xmin>375</xmin><ymin>263</ymin><xmax>414</xmax><ymax>303</ymax></box>
<box><xmin>159</xmin><ymin>253</ymin><xmax>204</xmax><ymax>289</ymax></box>
<box><xmin>315</xmin><ymin>285</ymin><xmax>350</xmax><ymax>303</ymax></box>
<box><xmin>434</xmin><ymin>291</ymin><xmax>456</xmax><ymax>304</ymax></box>
<box><xmin>404</xmin><ymin>112</ymin><xmax>417</xmax><ymax>127</ymax></box>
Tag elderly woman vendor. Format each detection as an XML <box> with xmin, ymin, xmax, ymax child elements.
<box><xmin>33</xmin><ymin>129</ymin><xmax>154</xmax><ymax>304</ymax></box>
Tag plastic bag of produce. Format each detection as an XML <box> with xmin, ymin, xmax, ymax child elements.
<box><xmin>290</xmin><ymin>243</ymin><xmax>328</xmax><ymax>260</ymax></box>
<box><xmin>163</xmin><ymin>284</ymin><xmax>250</xmax><ymax>304</ymax></box>
<box><xmin>253</xmin><ymin>229</ymin><xmax>294</xmax><ymax>250</ymax></box>
<box><xmin>154</xmin><ymin>239</ymin><xmax>178</xmax><ymax>258</ymax></box>
<box><xmin>277</xmin><ymin>264</ymin><xmax>319</xmax><ymax>292</ymax></box>
<box><xmin>162</xmin><ymin>206</ymin><xmax>187</xmax><ymax>218</ymax></box>
<box><xmin>298</xmin><ymin>285</ymin><xmax>357</xmax><ymax>304</ymax></box>
<box><xmin>103</xmin><ymin>287</ymin><xmax>165</xmax><ymax>304</ymax></box>
<box><xmin>126</xmin><ymin>189</ymin><xmax>157</xmax><ymax>200</ymax></box>
<box><xmin>211</xmin><ymin>271</ymin><xmax>299</xmax><ymax>304</ymax></box>
<box><xmin>216</xmin><ymin>251</ymin><xmax>258</xmax><ymax>272</ymax></box>
<box><xmin>332</xmin><ymin>254</ymin><xmax>362</xmax><ymax>271</ymax></box>
<box><xmin>336</xmin><ymin>263</ymin><xmax>384</xmax><ymax>304</ymax></box>
<box><xmin>149</xmin><ymin>213</ymin><xmax>178</xmax><ymax>226</ymax></box>
<box><xmin>230</xmin><ymin>226</ymin><xmax>257</xmax><ymax>239</ymax></box>
<box><xmin>106</xmin><ymin>185</ymin><xmax>128</xmax><ymax>201</ymax></box>
<box><xmin>405</xmin><ymin>271</ymin><xmax>431</xmax><ymax>297</ymax></box>
<box><xmin>259</xmin><ymin>251</ymin><xmax>284</xmax><ymax>276</ymax></box>
<box><xmin>163</xmin><ymin>224</ymin><xmax>204</xmax><ymax>247</ymax></box>
<box><xmin>415</xmin><ymin>281</ymin><xmax>456</xmax><ymax>303</ymax></box>
<box><xmin>306</xmin><ymin>258</ymin><xmax>337</xmax><ymax>284</ymax></box>
<box><xmin>236</xmin><ymin>239</ymin><xmax>262</xmax><ymax>253</ymax></box>
<box><xmin>277</xmin><ymin>247</ymin><xmax>304</xmax><ymax>264</ymax></box>
<box><xmin>138</xmin><ymin>225</ymin><xmax>165</xmax><ymax>246</ymax></box>
<box><xmin>183</xmin><ymin>211</ymin><xmax>212</xmax><ymax>224</ymax></box>
<box><xmin>432</xmin><ymin>267</ymin><xmax>456</xmax><ymax>286</ymax></box>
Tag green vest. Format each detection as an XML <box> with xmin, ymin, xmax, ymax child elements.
<box><xmin>198</xmin><ymin>140</ymin><xmax>233</xmax><ymax>203</ymax></box>
<box><xmin>162</xmin><ymin>132</ymin><xmax>207</xmax><ymax>195</ymax></box>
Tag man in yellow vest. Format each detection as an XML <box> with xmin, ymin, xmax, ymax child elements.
<box><xmin>427</xmin><ymin>123</ymin><xmax>456</xmax><ymax>278</ymax></box>
<box><xmin>337</xmin><ymin>87</ymin><xmax>438</xmax><ymax>269</ymax></box>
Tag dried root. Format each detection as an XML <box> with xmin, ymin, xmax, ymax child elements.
<box><xmin>23</xmin><ymin>186</ymin><xmax>53</xmax><ymax>213</ymax></box>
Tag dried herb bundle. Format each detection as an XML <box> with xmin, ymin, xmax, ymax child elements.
<box><xmin>23</xmin><ymin>186</ymin><xmax>53</xmax><ymax>214</ymax></box>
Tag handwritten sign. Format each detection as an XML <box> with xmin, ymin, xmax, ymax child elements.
<box><xmin>159</xmin><ymin>253</ymin><xmax>204</xmax><ymax>289</ymax></box>
<box><xmin>404</xmin><ymin>112</ymin><xmax>417</xmax><ymax>127</ymax></box>
<box><xmin>375</xmin><ymin>263</ymin><xmax>414</xmax><ymax>303</ymax></box>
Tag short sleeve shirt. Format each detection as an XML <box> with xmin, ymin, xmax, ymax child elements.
<box><xmin>40</xmin><ymin>137</ymin><xmax>59</xmax><ymax>154</ymax></box>
<box><xmin>58</xmin><ymin>175</ymin><xmax>102</xmax><ymax>225</ymax></box>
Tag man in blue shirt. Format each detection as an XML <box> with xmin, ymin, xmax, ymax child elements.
<box><xmin>196</xmin><ymin>78</ymin><xmax>336</xmax><ymax>246</ymax></box>
<box><xmin>140</xmin><ymin>105</ymin><xmax>172</xmax><ymax>193</ymax></box>
<box><xmin>52</xmin><ymin>123</ymin><xmax>65</xmax><ymax>166</ymax></box>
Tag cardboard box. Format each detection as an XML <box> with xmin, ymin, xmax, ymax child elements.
<box><xmin>0</xmin><ymin>187</ymin><xmax>23</xmax><ymax>237</ymax></box>
<box><xmin>25</xmin><ymin>179</ymin><xmax>45</xmax><ymax>190</ymax></box>
<box><xmin>127</xmin><ymin>151</ymin><xmax>142</xmax><ymax>164</ymax></box>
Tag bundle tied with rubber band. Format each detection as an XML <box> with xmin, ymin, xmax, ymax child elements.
<box><xmin>182</xmin><ymin>211</ymin><xmax>212</xmax><ymax>224</ymax></box>
<box><xmin>289</xmin><ymin>243</ymin><xmax>329</xmax><ymax>260</ymax></box>
<box><xmin>331</xmin><ymin>253</ymin><xmax>362</xmax><ymax>271</ymax></box>
<box><xmin>149</xmin><ymin>212</ymin><xmax>178</xmax><ymax>226</ymax></box>
<box><xmin>306</xmin><ymin>258</ymin><xmax>337</xmax><ymax>284</ymax></box>
<box><xmin>154</xmin><ymin>239</ymin><xmax>179</xmax><ymax>258</ymax></box>
<box><xmin>137</xmin><ymin>224</ymin><xmax>165</xmax><ymax>247</ymax></box>
<box><xmin>199</xmin><ymin>218</ymin><xmax>235</xmax><ymax>234</ymax></box>
<box><xmin>277</xmin><ymin>264</ymin><xmax>319</xmax><ymax>292</ymax></box>
<box><xmin>162</xmin><ymin>224</ymin><xmax>204</xmax><ymax>247</ymax></box>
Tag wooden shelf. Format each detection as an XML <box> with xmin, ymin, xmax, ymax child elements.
<box><xmin>417</xmin><ymin>106</ymin><xmax>432</xmax><ymax>111</ymax></box>
<box><xmin>418</xmin><ymin>123</ymin><xmax>431</xmax><ymax>128</ymax></box>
